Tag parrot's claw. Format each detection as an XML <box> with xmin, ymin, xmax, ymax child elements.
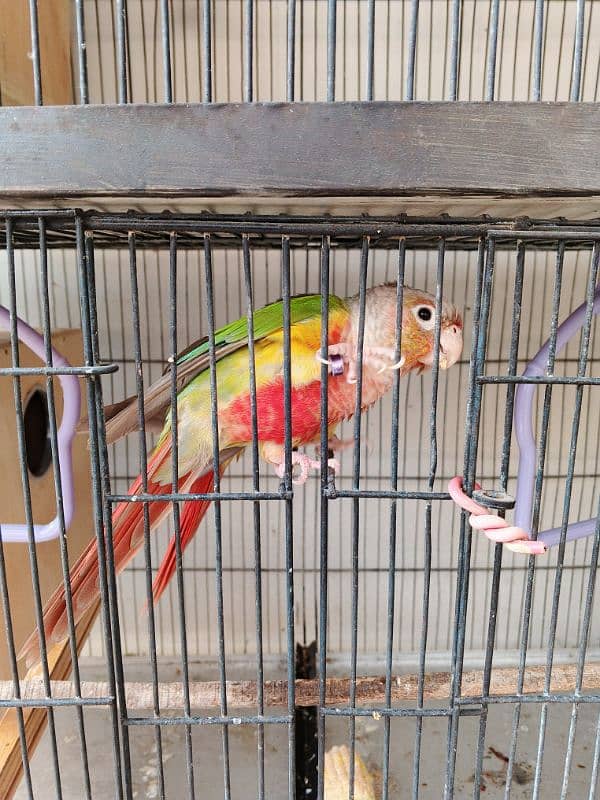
<box><xmin>316</xmin><ymin>344</ymin><xmax>405</xmax><ymax>382</ymax></box>
<box><xmin>315</xmin><ymin>343</ymin><xmax>352</xmax><ymax>377</ymax></box>
<box><xmin>274</xmin><ymin>452</ymin><xmax>339</xmax><ymax>485</ymax></box>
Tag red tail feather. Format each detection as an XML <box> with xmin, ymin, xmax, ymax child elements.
<box><xmin>151</xmin><ymin>464</ymin><xmax>226</xmax><ymax>604</ymax></box>
<box><xmin>19</xmin><ymin>439</ymin><xmax>176</xmax><ymax>667</ymax></box>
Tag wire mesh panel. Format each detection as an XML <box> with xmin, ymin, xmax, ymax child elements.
<box><xmin>3</xmin><ymin>1</ymin><xmax>600</xmax><ymax>107</ymax></box>
<box><xmin>0</xmin><ymin>211</ymin><xmax>599</xmax><ymax>799</ymax></box>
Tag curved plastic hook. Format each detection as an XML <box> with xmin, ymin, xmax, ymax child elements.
<box><xmin>0</xmin><ymin>306</ymin><xmax>80</xmax><ymax>543</ymax></box>
<box><xmin>513</xmin><ymin>284</ymin><xmax>600</xmax><ymax>548</ymax></box>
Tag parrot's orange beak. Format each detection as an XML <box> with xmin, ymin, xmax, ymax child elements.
<box><xmin>439</xmin><ymin>323</ymin><xmax>463</xmax><ymax>369</ymax></box>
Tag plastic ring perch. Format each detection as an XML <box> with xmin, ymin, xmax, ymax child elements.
<box><xmin>449</xmin><ymin>283</ymin><xmax>600</xmax><ymax>552</ymax></box>
<box><xmin>0</xmin><ymin>305</ymin><xmax>80</xmax><ymax>543</ymax></box>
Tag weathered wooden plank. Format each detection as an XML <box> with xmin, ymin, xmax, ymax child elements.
<box><xmin>1</xmin><ymin>103</ymin><xmax>600</xmax><ymax>199</ymax></box>
<box><xmin>0</xmin><ymin>661</ymin><xmax>598</xmax><ymax>710</ymax></box>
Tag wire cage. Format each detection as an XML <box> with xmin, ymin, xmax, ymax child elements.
<box><xmin>1</xmin><ymin>2</ymin><xmax>600</xmax><ymax>800</ymax></box>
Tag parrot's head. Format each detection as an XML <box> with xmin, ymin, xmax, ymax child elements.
<box><xmin>400</xmin><ymin>285</ymin><xmax>463</xmax><ymax>374</ymax></box>
<box><xmin>359</xmin><ymin>283</ymin><xmax>463</xmax><ymax>376</ymax></box>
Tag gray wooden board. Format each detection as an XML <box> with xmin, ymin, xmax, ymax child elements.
<box><xmin>0</xmin><ymin>102</ymin><xmax>599</xmax><ymax>198</ymax></box>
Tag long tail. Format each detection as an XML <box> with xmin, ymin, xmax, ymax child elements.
<box><xmin>151</xmin><ymin>458</ymin><xmax>231</xmax><ymax>603</ymax></box>
<box><xmin>19</xmin><ymin>437</ymin><xmax>180</xmax><ymax>667</ymax></box>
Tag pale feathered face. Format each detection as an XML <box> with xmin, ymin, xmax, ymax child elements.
<box><xmin>401</xmin><ymin>287</ymin><xmax>463</xmax><ymax>373</ymax></box>
<box><xmin>357</xmin><ymin>284</ymin><xmax>463</xmax><ymax>375</ymax></box>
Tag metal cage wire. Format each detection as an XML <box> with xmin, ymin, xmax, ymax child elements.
<box><xmin>1</xmin><ymin>1</ymin><xmax>600</xmax><ymax>799</ymax></box>
<box><xmin>8</xmin><ymin>1</ymin><xmax>600</xmax><ymax>107</ymax></box>
<box><xmin>0</xmin><ymin>212</ymin><xmax>600</xmax><ymax>798</ymax></box>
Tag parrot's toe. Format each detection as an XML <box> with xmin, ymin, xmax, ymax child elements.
<box><xmin>274</xmin><ymin>452</ymin><xmax>321</xmax><ymax>484</ymax></box>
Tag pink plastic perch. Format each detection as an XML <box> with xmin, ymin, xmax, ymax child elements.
<box><xmin>450</xmin><ymin>284</ymin><xmax>600</xmax><ymax>553</ymax></box>
<box><xmin>0</xmin><ymin>305</ymin><xmax>80</xmax><ymax>543</ymax></box>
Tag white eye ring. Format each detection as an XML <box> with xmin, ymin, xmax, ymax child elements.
<box><xmin>412</xmin><ymin>304</ymin><xmax>436</xmax><ymax>331</ymax></box>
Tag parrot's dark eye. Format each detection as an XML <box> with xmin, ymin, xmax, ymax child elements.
<box><xmin>412</xmin><ymin>304</ymin><xmax>436</xmax><ymax>330</ymax></box>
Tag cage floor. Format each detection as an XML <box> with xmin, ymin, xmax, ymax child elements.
<box><xmin>14</xmin><ymin>697</ymin><xmax>598</xmax><ymax>799</ymax></box>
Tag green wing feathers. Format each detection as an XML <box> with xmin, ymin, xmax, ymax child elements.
<box><xmin>177</xmin><ymin>294</ymin><xmax>348</xmax><ymax>366</ymax></box>
<box><xmin>102</xmin><ymin>293</ymin><xmax>348</xmax><ymax>445</ymax></box>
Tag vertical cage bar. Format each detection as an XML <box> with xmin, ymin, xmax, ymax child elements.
<box><xmin>244</xmin><ymin>0</ymin><xmax>254</xmax><ymax>102</ymax></box>
<box><xmin>327</xmin><ymin>0</ymin><xmax>337</xmax><ymax>101</ymax></box>
<box><xmin>445</xmin><ymin>238</ymin><xmax>490</xmax><ymax>799</ymax></box>
<box><xmin>203</xmin><ymin>233</ymin><xmax>232</xmax><ymax>799</ymax></box>
<box><xmin>560</xmin><ymin>504</ymin><xmax>600</xmax><ymax>797</ymax></box>
<box><xmin>128</xmin><ymin>232</ymin><xmax>166</xmax><ymax>799</ymax></box>
<box><xmin>8</xmin><ymin>232</ymin><xmax>64</xmax><ymax>800</ymax></box>
<box><xmin>412</xmin><ymin>239</ymin><xmax>445</xmax><ymax>799</ymax></box>
<box><xmin>115</xmin><ymin>0</ymin><xmax>128</xmax><ymax>103</ymax></box>
<box><xmin>589</xmin><ymin>702</ymin><xmax>600</xmax><ymax>800</ymax></box>
<box><xmin>0</xmin><ymin>219</ymin><xmax>34</xmax><ymax>798</ymax></box>
<box><xmin>381</xmin><ymin>243</ymin><xmax>405</xmax><ymax>800</ymax></box>
<box><xmin>472</xmin><ymin>241</ymin><xmax>526</xmax><ymax>800</ymax></box>
<box><xmin>74</xmin><ymin>0</ymin><xmax>89</xmax><ymax>104</ymax></box>
<box><xmin>281</xmin><ymin>236</ymin><xmax>296</xmax><ymax>799</ymax></box>
<box><xmin>38</xmin><ymin>217</ymin><xmax>92</xmax><ymax>799</ymax></box>
<box><xmin>365</xmin><ymin>0</ymin><xmax>375</xmax><ymax>101</ymax></box>
<box><xmin>532</xmin><ymin>0</ymin><xmax>545</xmax><ymax>100</ymax></box>
<box><xmin>27</xmin><ymin>0</ymin><xmax>43</xmax><ymax>105</ymax></box>
<box><xmin>83</xmin><ymin>229</ymin><xmax>129</xmax><ymax>800</ymax></box>
<box><xmin>504</xmin><ymin>241</ymin><xmax>565</xmax><ymax>798</ymax></box>
<box><xmin>485</xmin><ymin>0</ymin><xmax>500</xmax><ymax>101</ymax></box>
<box><xmin>160</xmin><ymin>0</ymin><xmax>173</xmax><ymax>102</ymax></box>
<box><xmin>570</xmin><ymin>0</ymin><xmax>585</xmax><ymax>101</ymax></box>
<box><xmin>347</xmin><ymin>237</ymin><xmax>370</xmax><ymax>799</ymax></box>
<box><xmin>317</xmin><ymin>236</ymin><xmax>331</xmax><ymax>800</ymax></box>
<box><xmin>448</xmin><ymin>0</ymin><xmax>461</xmax><ymax>100</ymax></box>
<box><xmin>203</xmin><ymin>0</ymin><xmax>213</xmax><ymax>102</ymax></box>
<box><xmin>168</xmin><ymin>233</ymin><xmax>196</xmax><ymax>799</ymax></box>
<box><xmin>286</xmin><ymin>0</ymin><xmax>296</xmax><ymax>101</ymax></box>
<box><xmin>0</xmin><ymin>536</ymin><xmax>32</xmax><ymax>796</ymax></box>
<box><xmin>242</xmin><ymin>235</ymin><xmax>265</xmax><ymax>799</ymax></box>
<box><xmin>532</xmin><ymin>242</ymin><xmax>600</xmax><ymax>799</ymax></box>
<box><xmin>406</xmin><ymin>0</ymin><xmax>419</xmax><ymax>100</ymax></box>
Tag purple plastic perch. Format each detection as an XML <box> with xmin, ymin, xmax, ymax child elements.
<box><xmin>514</xmin><ymin>284</ymin><xmax>600</xmax><ymax>548</ymax></box>
<box><xmin>0</xmin><ymin>306</ymin><xmax>80</xmax><ymax>543</ymax></box>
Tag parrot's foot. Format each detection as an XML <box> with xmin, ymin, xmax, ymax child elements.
<box><xmin>316</xmin><ymin>343</ymin><xmax>404</xmax><ymax>384</ymax></box>
<box><xmin>275</xmin><ymin>452</ymin><xmax>339</xmax><ymax>485</ymax></box>
<box><xmin>262</xmin><ymin>443</ymin><xmax>339</xmax><ymax>485</ymax></box>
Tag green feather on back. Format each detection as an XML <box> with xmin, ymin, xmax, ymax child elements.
<box><xmin>101</xmin><ymin>294</ymin><xmax>348</xmax><ymax>446</ymax></box>
<box><xmin>177</xmin><ymin>294</ymin><xmax>348</xmax><ymax>365</ymax></box>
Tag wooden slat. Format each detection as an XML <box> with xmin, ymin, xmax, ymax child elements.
<box><xmin>0</xmin><ymin>660</ymin><xmax>598</xmax><ymax>711</ymax></box>
<box><xmin>1</xmin><ymin>103</ymin><xmax>600</xmax><ymax>199</ymax></box>
<box><xmin>0</xmin><ymin>0</ymin><xmax>73</xmax><ymax>107</ymax></box>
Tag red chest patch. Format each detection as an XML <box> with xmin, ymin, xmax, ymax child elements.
<box><xmin>222</xmin><ymin>376</ymin><xmax>356</xmax><ymax>445</ymax></box>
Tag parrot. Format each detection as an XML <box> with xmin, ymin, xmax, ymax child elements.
<box><xmin>19</xmin><ymin>283</ymin><xmax>462</xmax><ymax>666</ymax></box>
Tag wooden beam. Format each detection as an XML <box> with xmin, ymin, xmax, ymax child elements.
<box><xmin>1</xmin><ymin>103</ymin><xmax>600</xmax><ymax>199</ymax></box>
<box><xmin>0</xmin><ymin>661</ymin><xmax>598</xmax><ymax>710</ymax></box>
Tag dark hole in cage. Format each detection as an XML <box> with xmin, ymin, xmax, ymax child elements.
<box><xmin>23</xmin><ymin>388</ymin><xmax>52</xmax><ymax>478</ymax></box>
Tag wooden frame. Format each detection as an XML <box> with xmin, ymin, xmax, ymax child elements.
<box><xmin>1</xmin><ymin>102</ymin><xmax>600</xmax><ymax>200</ymax></box>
